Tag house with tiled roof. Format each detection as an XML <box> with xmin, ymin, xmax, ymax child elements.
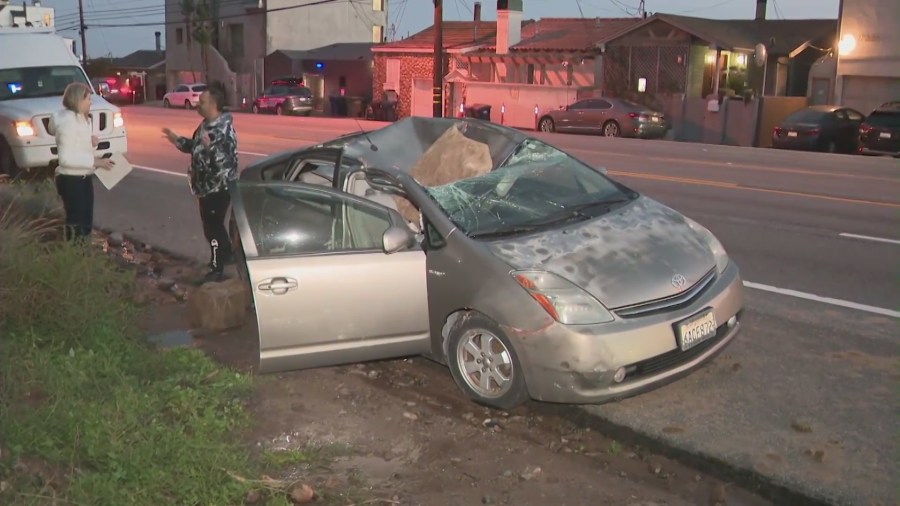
<box><xmin>372</xmin><ymin>0</ymin><xmax>835</xmax><ymax>124</ymax></box>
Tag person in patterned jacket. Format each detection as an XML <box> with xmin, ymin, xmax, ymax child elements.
<box><xmin>162</xmin><ymin>85</ymin><xmax>238</xmax><ymax>284</ymax></box>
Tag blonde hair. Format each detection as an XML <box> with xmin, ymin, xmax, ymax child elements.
<box><xmin>61</xmin><ymin>82</ymin><xmax>92</xmax><ymax>116</ymax></box>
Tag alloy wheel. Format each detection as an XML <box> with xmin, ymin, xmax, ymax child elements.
<box><xmin>455</xmin><ymin>328</ymin><xmax>514</xmax><ymax>399</ymax></box>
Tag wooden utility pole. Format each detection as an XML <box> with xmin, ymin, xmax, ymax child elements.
<box><xmin>77</xmin><ymin>0</ymin><xmax>87</xmax><ymax>64</ymax></box>
<box><xmin>432</xmin><ymin>0</ymin><xmax>443</xmax><ymax>117</ymax></box>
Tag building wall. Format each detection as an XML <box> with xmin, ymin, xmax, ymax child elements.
<box><xmin>165</xmin><ymin>0</ymin><xmax>384</xmax><ymax>85</ymax></box>
<box><xmin>373</xmin><ymin>53</ymin><xmax>437</xmax><ymax>118</ymax></box>
<box><xmin>266</xmin><ymin>0</ymin><xmax>387</xmax><ymax>52</ymax></box>
<box><xmin>835</xmin><ymin>0</ymin><xmax>900</xmax><ymax>110</ymax></box>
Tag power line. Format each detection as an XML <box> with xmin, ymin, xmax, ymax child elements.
<box><xmin>63</xmin><ymin>0</ymin><xmax>350</xmax><ymax>28</ymax></box>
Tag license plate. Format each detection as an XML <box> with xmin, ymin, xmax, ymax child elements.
<box><xmin>676</xmin><ymin>310</ymin><xmax>718</xmax><ymax>351</ymax></box>
<box><xmin>651</xmin><ymin>116</ymin><xmax>660</xmax><ymax>123</ymax></box>
<box><xmin>787</xmin><ymin>131</ymin><xmax>798</xmax><ymax>137</ymax></box>
<box><xmin>880</xmin><ymin>132</ymin><xmax>892</xmax><ymax>139</ymax></box>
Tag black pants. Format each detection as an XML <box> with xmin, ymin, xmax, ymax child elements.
<box><xmin>199</xmin><ymin>190</ymin><xmax>233</xmax><ymax>272</ymax></box>
<box><xmin>55</xmin><ymin>174</ymin><xmax>94</xmax><ymax>240</ymax></box>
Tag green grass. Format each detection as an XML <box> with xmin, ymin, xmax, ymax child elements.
<box><xmin>0</xmin><ymin>183</ymin><xmax>371</xmax><ymax>505</ymax></box>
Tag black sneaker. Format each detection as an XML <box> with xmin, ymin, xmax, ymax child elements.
<box><xmin>196</xmin><ymin>269</ymin><xmax>227</xmax><ymax>286</ymax></box>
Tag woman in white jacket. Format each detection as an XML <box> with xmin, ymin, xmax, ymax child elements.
<box><xmin>50</xmin><ymin>82</ymin><xmax>114</xmax><ymax>240</ymax></box>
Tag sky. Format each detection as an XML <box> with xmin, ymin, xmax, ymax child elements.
<box><xmin>41</xmin><ymin>0</ymin><xmax>840</xmax><ymax>58</ymax></box>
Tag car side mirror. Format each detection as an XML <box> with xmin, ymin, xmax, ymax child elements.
<box><xmin>382</xmin><ymin>225</ymin><xmax>414</xmax><ymax>254</ymax></box>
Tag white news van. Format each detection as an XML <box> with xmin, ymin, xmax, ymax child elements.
<box><xmin>0</xmin><ymin>27</ymin><xmax>127</xmax><ymax>178</ymax></box>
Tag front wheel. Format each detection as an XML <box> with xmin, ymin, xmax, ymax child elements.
<box><xmin>538</xmin><ymin>117</ymin><xmax>555</xmax><ymax>132</ymax></box>
<box><xmin>163</xmin><ymin>98</ymin><xmax>170</xmax><ymax>108</ymax></box>
<box><xmin>446</xmin><ymin>313</ymin><xmax>529</xmax><ymax>410</ymax></box>
<box><xmin>184</xmin><ymin>99</ymin><xmax>192</xmax><ymax>109</ymax></box>
<box><xmin>251</xmin><ymin>104</ymin><xmax>260</xmax><ymax>114</ymax></box>
<box><xmin>275</xmin><ymin>105</ymin><xmax>283</xmax><ymax>116</ymax></box>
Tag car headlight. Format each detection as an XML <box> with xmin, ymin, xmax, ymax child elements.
<box><xmin>113</xmin><ymin>112</ymin><xmax>124</xmax><ymax>128</ymax></box>
<box><xmin>512</xmin><ymin>270</ymin><xmax>614</xmax><ymax>325</ymax></box>
<box><xmin>685</xmin><ymin>217</ymin><xmax>729</xmax><ymax>274</ymax></box>
<box><xmin>14</xmin><ymin>120</ymin><xmax>35</xmax><ymax>137</ymax></box>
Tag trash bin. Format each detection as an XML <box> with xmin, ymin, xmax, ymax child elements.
<box><xmin>382</xmin><ymin>90</ymin><xmax>399</xmax><ymax>122</ymax></box>
<box><xmin>347</xmin><ymin>97</ymin><xmax>364</xmax><ymax>118</ymax></box>
<box><xmin>465</xmin><ymin>104</ymin><xmax>492</xmax><ymax>121</ymax></box>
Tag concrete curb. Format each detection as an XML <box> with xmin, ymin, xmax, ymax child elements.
<box><xmin>538</xmin><ymin>403</ymin><xmax>840</xmax><ymax>506</ymax></box>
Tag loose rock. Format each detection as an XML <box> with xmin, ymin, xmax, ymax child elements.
<box><xmin>288</xmin><ymin>483</ymin><xmax>315</xmax><ymax>504</ymax></box>
<box><xmin>791</xmin><ymin>418</ymin><xmax>813</xmax><ymax>433</ymax></box>
<box><xmin>186</xmin><ymin>279</ymin><xmax>249</xmax><ymax>331</ymax></box>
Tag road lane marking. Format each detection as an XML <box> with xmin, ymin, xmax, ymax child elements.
<box><xmin>133</xmin><ymin>165</ymin><xmax>187</xmax><ymax>178</ymax></box>
<box><xmin>610</xmin><ymin>170</ymin><xmax>900</xmax><ymax>208</ymax></box>
<box><xmin>839</xmin><ymin>233</ymin><xmax>900</xmax><ymax>245</ymax></box>
<box><xmin>238</xmin><ymin>150</ymin><xmax>268</xmax><ymax>156</ymax></box>
<box><xmin>576</xmin><ymin>149</ymin><xmax>898</xmax><ymax>183</ymax></box>
<box><xmin>743</xmin><ymin>281</ymin><xmax>900</xmax><ymax>319</ymax></box>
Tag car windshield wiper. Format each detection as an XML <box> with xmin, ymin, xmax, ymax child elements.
<box><xmin>469</xmin><ymin>224</ymin><xmax>545</xmax><ymax>239</ymax></box>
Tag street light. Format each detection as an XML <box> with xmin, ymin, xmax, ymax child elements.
<box><xmin>838</xmin><ymin>34</ymin><xmax>857</xmax><ymax>55</ymax></box>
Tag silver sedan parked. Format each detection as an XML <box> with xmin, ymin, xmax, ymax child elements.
<box><xmin>229</xmin><ymin>117</ymin><xmax>744</xmax><ymax>410</ymax></box>
<box><xmin>538</xmin><ymin>96</ymin><xmax>670</xmax><ymax>139</ymax></box>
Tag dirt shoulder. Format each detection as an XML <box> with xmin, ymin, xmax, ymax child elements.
<box><xmin>129</xmin><ymin>235</ymin><xmax>772</xmax><ymax>506</ymax></box>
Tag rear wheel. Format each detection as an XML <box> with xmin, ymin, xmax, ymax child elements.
<box><xmin>603</xmin><ymin>120</ymin><xmax>621</xmax><ymax>137</ymax></box>
<box><xmin>446</xmin><ymin>313</ymin><xmax>529</xmax><ymax>410</ymax></box>
<box><xmin>275</xmin><ymin>105</ymin><xmax>283</xmax><ymax>116</ymax></box>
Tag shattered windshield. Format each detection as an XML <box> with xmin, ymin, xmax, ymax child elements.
<box><xmin>427</xmin><ymin>139</ymin><xmax>637</xmax><ymax>238</ymax></box>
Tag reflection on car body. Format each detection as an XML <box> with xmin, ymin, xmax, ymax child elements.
<box><xmin>229</xmin><ymin>117</ymin><xmax>744</xmax><ymax>410</ymax></box>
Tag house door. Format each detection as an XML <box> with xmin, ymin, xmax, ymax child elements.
<box><xmin>810</xmin><ymin>78</ymin><xmax>831</xmax><ymax>106</ymax></box>
<box><xmin>304</xmin><ymin>74</ymin><xmax>325</xmax><ymax>112</ymax></box>
<box><xmin>412</xmin><ymin>78</ymin><xmax>433</xmax><ymax>117</ymax></box>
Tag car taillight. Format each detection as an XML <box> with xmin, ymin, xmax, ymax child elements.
<box><xmin>805</xmin><ymin>129</ymin><xmax>820</xmax><ymax>136</ymax></box>
<box><xmin>859</xmin><ymin>124</ymin><xmax>874</xmax><ymax>135</ymax></box>
<box><xmin>773</xmin><ymin>126</ymin><xmax>784</xmax><ymax>136</ymax></box>
<box><xmin>629</xmin><ymin>112</ymin><xmax>651</xmax><ymax>121</ymax></box>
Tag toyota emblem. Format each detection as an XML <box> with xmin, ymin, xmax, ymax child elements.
<box><xmin>671</xmin><ymin>274</ymin><xmax>687</xmax><ymax>289</ymax></box>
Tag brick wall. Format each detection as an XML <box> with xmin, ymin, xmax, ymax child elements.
<box><xmin>373</xmin><ymin>53</ymin><xmax>444</xmax><ymax>118</ymax></box>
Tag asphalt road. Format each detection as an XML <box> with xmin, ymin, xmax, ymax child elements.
<box><xmin>94</xmin><ymin>106</ymin><xmax>899</xmax><ymax>506</ymax></box>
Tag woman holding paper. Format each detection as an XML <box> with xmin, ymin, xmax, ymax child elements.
<box><xmin>49</xmin><ymin>82</ymin><xmax>115</xmax><ymax>240</ymax></box>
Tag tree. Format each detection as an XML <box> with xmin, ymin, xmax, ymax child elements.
<box><xmin>179</xmin><ymin>0</ymin><xmax>198</xmax><ymax>82</ymax></box>
<box><xmin>192</xmin><ymin>0</ymin><xmax>215</xmax><ymax>83</ymax></box>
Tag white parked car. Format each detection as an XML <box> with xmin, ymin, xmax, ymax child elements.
<box><xmin>163</xmin><ymin>83</ymin><xmax>207</xmax><ymax>109</ymax></box>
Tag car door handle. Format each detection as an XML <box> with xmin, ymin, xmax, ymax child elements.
<box><xmin>257</xmin><ymin>277</ymin><xmax>298</xmax><ymax>294</ymax></box>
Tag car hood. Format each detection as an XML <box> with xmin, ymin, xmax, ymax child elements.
<box><xmin>0</xmin><ymin>94</ymin><xmax>118</xmax><ymax>118</ymax></box>
<box><xmin>487</xmin><ymin>197</ymin><xmax>716</xmax><ymax>310</ymax></box>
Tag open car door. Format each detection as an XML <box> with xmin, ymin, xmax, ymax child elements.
<box><xmin>229</xmin><ymin>180</ymin><xmax>430</xmax><ymax>374</ymax></box>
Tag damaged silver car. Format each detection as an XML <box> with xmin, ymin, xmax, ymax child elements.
<box><xmin>229</xmin><ymin>117</ymin><xmax>745</xmax><ymax>410</ymax></box>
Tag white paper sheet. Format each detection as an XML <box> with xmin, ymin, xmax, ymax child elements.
<box><xmin>94</xmin><ymin>153</ymin><xmax>133</xmax><ymax>190</ymax></box>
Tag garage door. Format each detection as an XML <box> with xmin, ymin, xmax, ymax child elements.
<box><xmin>841</xmin><ymin>76</ymin><xmax>900</xmax><ymax>115</ymax></box>
<box><xmin>412</xmin><ymin>78</ymin><xmax>433</xmax><ymax>117</ymax></box>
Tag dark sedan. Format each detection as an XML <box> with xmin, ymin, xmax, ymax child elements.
<box><xmin>771</xmin><ymin>105</ymin><xmax>865</xmax><ymax>153</ymax></box>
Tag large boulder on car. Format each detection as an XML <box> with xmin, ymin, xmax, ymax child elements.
<box><xmin>395</xmin><ymin>124</ymin><xmax>492</xmax><ymax>223</ymax></box>
<box><xmin>187</xmin><ymin>278</ymin><xmax>251</xmax><ymax>332</ymax></box>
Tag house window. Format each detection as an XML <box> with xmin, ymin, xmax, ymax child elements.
<box><xmin>373</xmin><ymin>0</ymin><xmax>384</xmax><ymax>11</ymax></box>
<box><xmin>385</xmin><ymin>58</ymin><xmax>400</xmax><ymax>91</ymax></box>
<box><xmin>228</xmin><ymin>23</ymin><xmax>244</xmax><ymax>57</ymax></box>
<box><xmin>372</xmin><ymin>25</ymin><xmax>384</xmax><ymax>43</ymax></box>
<box><xmin>176</xmin><ymin>27</ymin><xmax>183</xmax><ymax>45</ymax></box>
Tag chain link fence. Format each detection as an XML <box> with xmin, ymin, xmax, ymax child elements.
<box><xmin>603</xmin><ymin>45</ymin><xmax>689</xmax><ymax>96</ymax></box>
